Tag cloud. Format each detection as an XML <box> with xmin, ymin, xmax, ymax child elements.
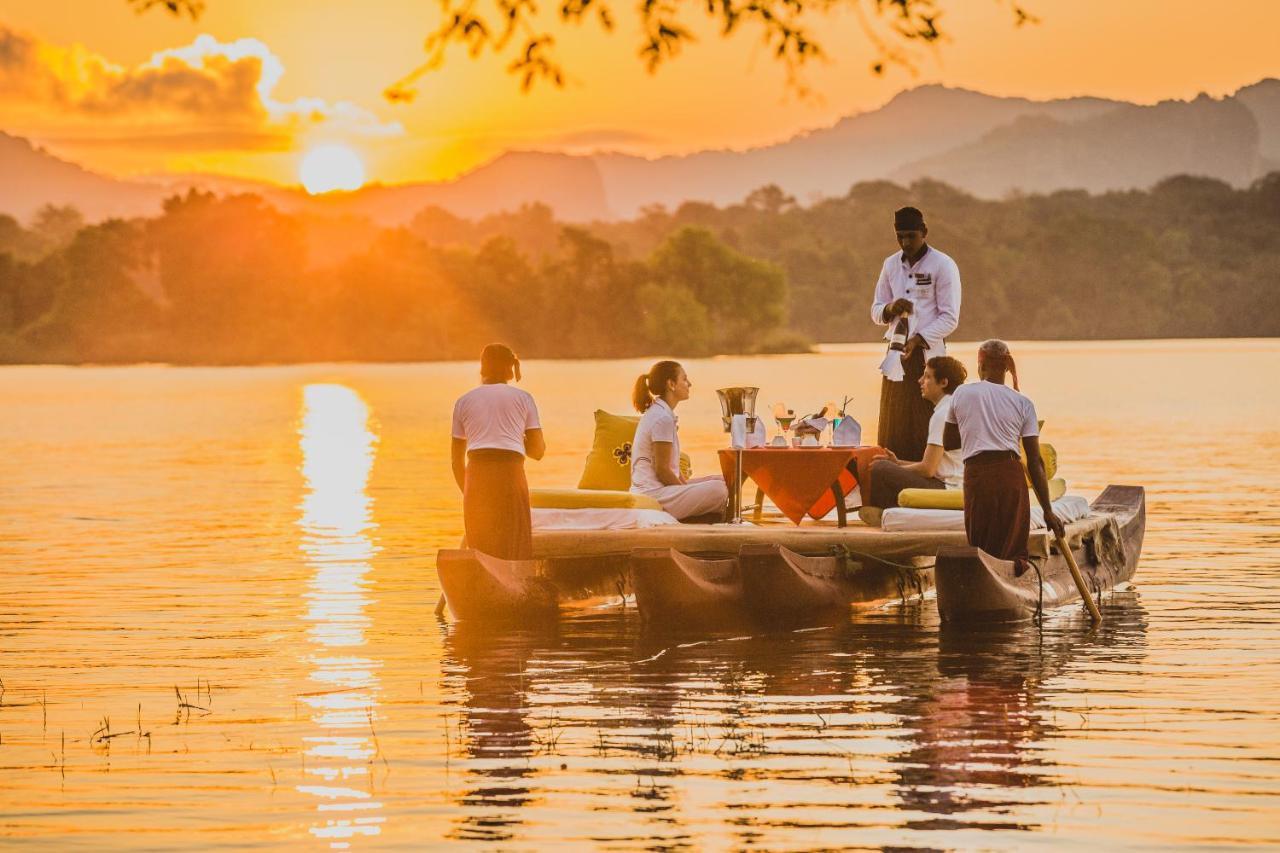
<box><xmin>0</xmin><ymin>26</ymin><xmax>401</xmax><ymax>142</ymax></box>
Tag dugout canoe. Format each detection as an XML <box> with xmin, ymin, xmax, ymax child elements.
<box><xmin>436</xmin><ymin>549</ymin><xmax>559</xmax><ymax>622</ymax></box>
<box><xmin>629</xmin><ymin>548</ymin><xmax>746</xmax><ymax>626</ymax></box>
<box><xmin>630</xmin><ymin>544</ymin><xmax>933</xmax><ymax>626</ymax></box>
<box><xmin>739</xmin><ymin>544</ymin><xmax>933</xmax><ymax>621</ymax></box>
<box><xmin>934</xmin><ymin>485</ymin><xmax>1146</xmax><ymax>623</ymax></box>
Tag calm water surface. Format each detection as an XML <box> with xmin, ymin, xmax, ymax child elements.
<box><xmin>1</xmin><ymin>340</ymin><xmax>1278</xmax><ymax>849</ymax></box>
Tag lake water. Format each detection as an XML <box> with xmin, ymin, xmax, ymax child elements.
<box><xmin>2</xmin><ymin>340</ymin><xmax>1278</xmax><ymax>849</ymax></box>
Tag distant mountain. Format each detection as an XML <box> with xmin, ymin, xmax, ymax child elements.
<box><xmin>290</xmin><ymin>151</ymin><xmax>611</xmax><ymax>223</ymax></box>
<box><xmin>591</xmin><ymin>85</ymin><xmax>1121</xmax><ymax>216</ymax></box>
<box><xmin>890</xmin><ymin>93</ymin><xmax>1261</xmax><ymax>195</ymax></box>
<box><xmin>3</xmin><ymin>80</ymin><xmax>1278</xmax><ymax>227</ymax></box>
<box><xmin>0</xmin><ymin>133</ymin><xmax>165</xmax><ymax>222</ymax></box>
<box><xmin>1235</xmin><ymin>78</ymin><xmax>1280</xmax><ymax>168</ymax></box>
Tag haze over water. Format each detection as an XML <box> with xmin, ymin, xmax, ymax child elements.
<box><xmin>2</xmin><ymin>339</ymin><xmax>1278</xmax><ymax>849</ymax></box>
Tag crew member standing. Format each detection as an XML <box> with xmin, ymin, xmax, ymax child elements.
<box><xmin>943</xmin><ymin>340</ymin><xmax>1064</xmax><ymax>573</ymax></box>
<box><xmin>451</xmin><ymin>343</ymin><xmax>546</xmax><ymax>559</ymax></box>
<box><xmin>871</xmin><ymin>206</ymin><xmax>961</xmax><ymax>460</ymax></box>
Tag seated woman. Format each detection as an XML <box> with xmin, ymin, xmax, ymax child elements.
<box><xmin>451</xmin><ymin>343</ymin><xmax>545</xmax><ymax>559</ymax></box>
<box><xmin>863</xmin><ymin>356</ymin><xmax>967</xmax><ymax>520</ymax></box>
<box><xmin>630</xmin><ymin>360</ymin><xmax>728</xmax><ymax>522</ymax></box>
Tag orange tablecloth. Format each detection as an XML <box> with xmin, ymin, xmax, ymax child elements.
<box><xmin>805</xmin><ymin>445</ymin><xmax>889</xmax><ymax>520</ymax></box>
<box><xmin>718</xmin><ymin>447</ymin><xmax>857</xmax><ymax>526</ymax></box>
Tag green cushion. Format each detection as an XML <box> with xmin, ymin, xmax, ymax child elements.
<box><xmin>577</xmin><ymin>409</ymin><xmax>692</xmax><ymax>490</ymax></box>
<box><xmin>531</xmin><ymin>488</ymin><xmax>663</xmax><ymax>510</ymax></box>
<box><xmin>898</xmin><ymin>477</ymin><xmax>1066</xmax><ymax>510</ymax></box>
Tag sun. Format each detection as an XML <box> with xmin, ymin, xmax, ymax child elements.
<box><xmin>299</xmin><ymin>144</ymin><xmax>366</xmax><ymax>194</ymax></box>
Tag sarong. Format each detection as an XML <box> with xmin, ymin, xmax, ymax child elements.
<box><xmin>876</xmin><ymin>347</ymin><xmax>932</xmax><ymax>460</ymax></box>
<box><xmin>962</xmin><ymin>452</ymin><xmax>1030</xmax><ymax>562</ymax></box>
<box><xmin>866</xmin><ymin>457</ymin><xmax>945</xmax><ymax>509</ymax></box>
<box><xmin>463</xmin><ymin>449</ymin><xmax>533</xmax><ymax>560</ymax></box>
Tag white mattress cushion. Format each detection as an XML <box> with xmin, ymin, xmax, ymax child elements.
<box><xmin>531</xmin><ymin>507</ymin><xmax>680</xmax><ymax>530</ymax></box>
<box><xmin>880</xmin><ymin>494</ymin><xmax>1092</xmax><ymax>533</ymax></box>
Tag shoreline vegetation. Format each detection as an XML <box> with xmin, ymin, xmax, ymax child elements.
<box><xmin>2</xmin><ymin>173</ymin><xmax>1277</xmax><ymax>366</ymax></box>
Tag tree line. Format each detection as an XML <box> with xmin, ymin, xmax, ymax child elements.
<box><xmin>1</xmin><ymin>172</ymin><xmax>1277</xmax><ymax>364</ymax></box>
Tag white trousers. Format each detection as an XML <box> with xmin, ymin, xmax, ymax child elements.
<box><xmin>642</xmin><ymin>475</ymin><xmax>728</xmax><ymax>521</ymax></box>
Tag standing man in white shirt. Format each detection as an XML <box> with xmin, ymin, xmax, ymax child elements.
<box><xmin>943</xmin><ymin>340</ymin><xmax>1064</xmax><ymax>574</ymax></box>
<box><xmin>870</xmin><ymin>206</ymin><xmax>962</xmax><ymax>460</ymax></box>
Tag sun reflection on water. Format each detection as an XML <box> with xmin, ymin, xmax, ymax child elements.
<box><xmin>297</xmin><ymin>383</ymin><xmax>384</xmax><ymax>847</ymax></box>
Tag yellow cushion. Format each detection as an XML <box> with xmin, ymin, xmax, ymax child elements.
<box><xmin>1020</xmin><ymin>441</ymin><xmax>1058</xmax><ymax>483</ymax></box>
<box><xmin>898</xmin><ymin>477</ymin><xmax>1066</xmax><ymax>510</ymax></box>
<box><xmin>577</xmin><ymin>409</ymin><xmax>691</xmax><ymax>490</ymax></box>
<box><xmin>531</xmin><ymin>488</ymin><xmax>663</xmax><ymax>510</ymax></box>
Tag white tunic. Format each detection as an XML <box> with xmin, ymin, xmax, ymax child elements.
<box><xmin>630</xmin><ymin>399</ymin><xmax>679</xmax><ymax>493</ymax></box>
<box><xmin>451</xmin><ymin>383</ymin><xmax>541</xmax><ymax>455</ymax></box>
<box><xmin>870</xmin><ymin>245</ymin><xmax>962</xmax><ymax>355</ymax></box>
<box><xmin>946</xmin><ymin>381</ymin><xmax>1039</xmax><ymax>460</ymax></box>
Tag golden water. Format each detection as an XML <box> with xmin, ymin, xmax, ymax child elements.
<box><xmin>2</xmin><ymin>340</ymin><xmax>1278</xmax><ymax>849</ymax></box>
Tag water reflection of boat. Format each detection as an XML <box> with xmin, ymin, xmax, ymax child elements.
<box><xmin>891</xmin><ymin>599</ymin><xmax>1150</xmax><ymax>830</ymax></box>
<box><xmin>441</xmin><ymin>623</ymin><xmax>551</xmax><ymax>843</ymax></box>
<box><xmin>438</xmin><ymin>593</ymin><xmax>1149</xmax><ymax>843</ymax></box>
<box><xmin>935</xmin><ymin>486</ymin><xmax>1145</xmax><ymax>623</ymax></box>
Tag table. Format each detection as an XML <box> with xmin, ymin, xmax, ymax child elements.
<box><xmin>717</xmin><ymin>446</ymin><xmax>889</xmax><ymax>526</ymax></box>
<box><xmin>805</xmin><ymin>446</ymin><xmax>889</xmax><ymax>521</ymax></box>
<box><xmin>714</xmin><ymin>447</ymin><xmax>847</xmax><ymax>526</ymax></box>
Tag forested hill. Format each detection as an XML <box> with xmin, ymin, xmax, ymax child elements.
<box><xmin>1</xmin><ymin>173</ymin><xmax>1277</xmax><ymax>365</ymax></box>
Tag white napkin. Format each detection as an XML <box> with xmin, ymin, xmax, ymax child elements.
<box><xmin>832</xmin><ymin>417</ymin><xmax>862</xmax><ymax>447</ymax></box>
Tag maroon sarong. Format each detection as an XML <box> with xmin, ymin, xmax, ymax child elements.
<box><xmin>463</xmin><ymin>449</ymin><xmax>533</xmax><ymax>560</ymax></box>
<box><xmin>962</xmin><ymin>452</ymin><xmax>1029</xmax><ymax>562</ymax></box>
<box><xmin>876</xmin><ymin>346</ymin><xmax>933</xmax><ymax>461</ymax></box>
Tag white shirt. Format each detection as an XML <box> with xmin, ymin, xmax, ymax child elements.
<box><xmin>451</xmin><ymin>383</ymin><xmax>541</xmax><ymax>455</ymax></box>
<box><xmin>630</xmin><ymin>398</ymin><xmax>679</xmax><ymax>493</ymax></box>
<box><xmin>870</xmin><ymin>246</ymin><xmax>962</xmax><ymax>355</ymax></box>
<box><xmin>927</xmin><ymin>395</ymin><xmax>965</xmax><ymax>488</ymax></box>
<box><xmin>946</xmin><ymin>381</ymin><xmax>1039</xmax><ymax>460</ymax></box>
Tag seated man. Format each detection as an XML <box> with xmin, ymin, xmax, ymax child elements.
<box><xmin>861</xmin><ymin>356</ymin><xmax>967</xmax><ymax>524</ymax></box>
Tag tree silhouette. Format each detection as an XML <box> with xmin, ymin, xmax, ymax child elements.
<box><xmin>130</xmin><ymin>0</ymin><xmax>1037</xmax><ymax>98</ymax></box>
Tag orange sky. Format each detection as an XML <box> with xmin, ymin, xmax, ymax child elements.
<box><xmin>2</xmin><ymin>0</ymin><xmax>1277</xmax><ymax>187</ymax></box>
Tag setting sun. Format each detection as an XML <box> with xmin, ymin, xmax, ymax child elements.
<box><xmin>299</xmin><ymin>143</ymin><xmax>366</xmax><ymax>194</ymax></box>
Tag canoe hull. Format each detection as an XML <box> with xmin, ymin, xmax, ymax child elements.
<box><xmin>935</xmin><ymin>485</ymin><xmax>1146</xmax><ymax>623</ymax></box>
<box><xmin>630</xmin><ymin>548</ymin><xmax>746</xmax><ymax>626</ymax></box>
<box><xmin>739</xmin><ymin>544</ymin><xmax>933</xmax><ymax>621</ymax></box>
<box><xmin>437</xmin><ymin>549</ymin><xmax>559</xmax><ymax>622</ymax></box>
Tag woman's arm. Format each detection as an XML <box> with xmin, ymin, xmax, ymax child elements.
<box><xmin>451</xmin><ymin>438</ymin><xmax>467</xmax><ymax>492</ymax></box>
<box><xmin>524</xmin><ymin>428</ymin><xmax>546</xmax><ymax>461</ymax></box>
<box><xmin>652</xmin><ymin>441</ymin><xmax>685</xmax><ymax>486</ymax></box>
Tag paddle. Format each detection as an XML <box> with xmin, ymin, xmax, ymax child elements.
<box><xmin>1055</xmin><ymin>530</ymin><xmax>1102</xmax><ymax>624</ymax></box>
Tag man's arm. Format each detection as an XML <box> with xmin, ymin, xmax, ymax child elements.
<box><xmin>1022</xmin><ymin>435</ymin><xmax>1064</xmax><ymax>537</ymax></box>
<box><xmin>916</xmin><ymin>259</ymin><xmax>961</xmax><ymax>346</ymax></box>
<box><xmin>451</xmin><ymin>437</ymin><xmax>467</xmax><ymax>492</ymax></box>
<box><xmin>901</xmin><ymin>444</ymin><xmax>944</xmax><ymax>479</ymax></box>
<box><xmin>943</xmin><ymin>421</ymin><xmax>961</xmax><ymax>452</ymax></box>
<box><xmin>870</xmin><ymin>261</ymin><xmax>895</xmax><ymax>326</ymax></box>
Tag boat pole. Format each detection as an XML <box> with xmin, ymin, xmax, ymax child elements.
<box><xmin>1055</xmin><ymin>531</ymin><xmax>1102</xmax><ymax>624</ymax></box>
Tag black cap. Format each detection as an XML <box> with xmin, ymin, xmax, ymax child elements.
<box><xmin>894</xmin><ymin>206</ymin><xmax>925</xmax><ymax>231</ymax></box>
